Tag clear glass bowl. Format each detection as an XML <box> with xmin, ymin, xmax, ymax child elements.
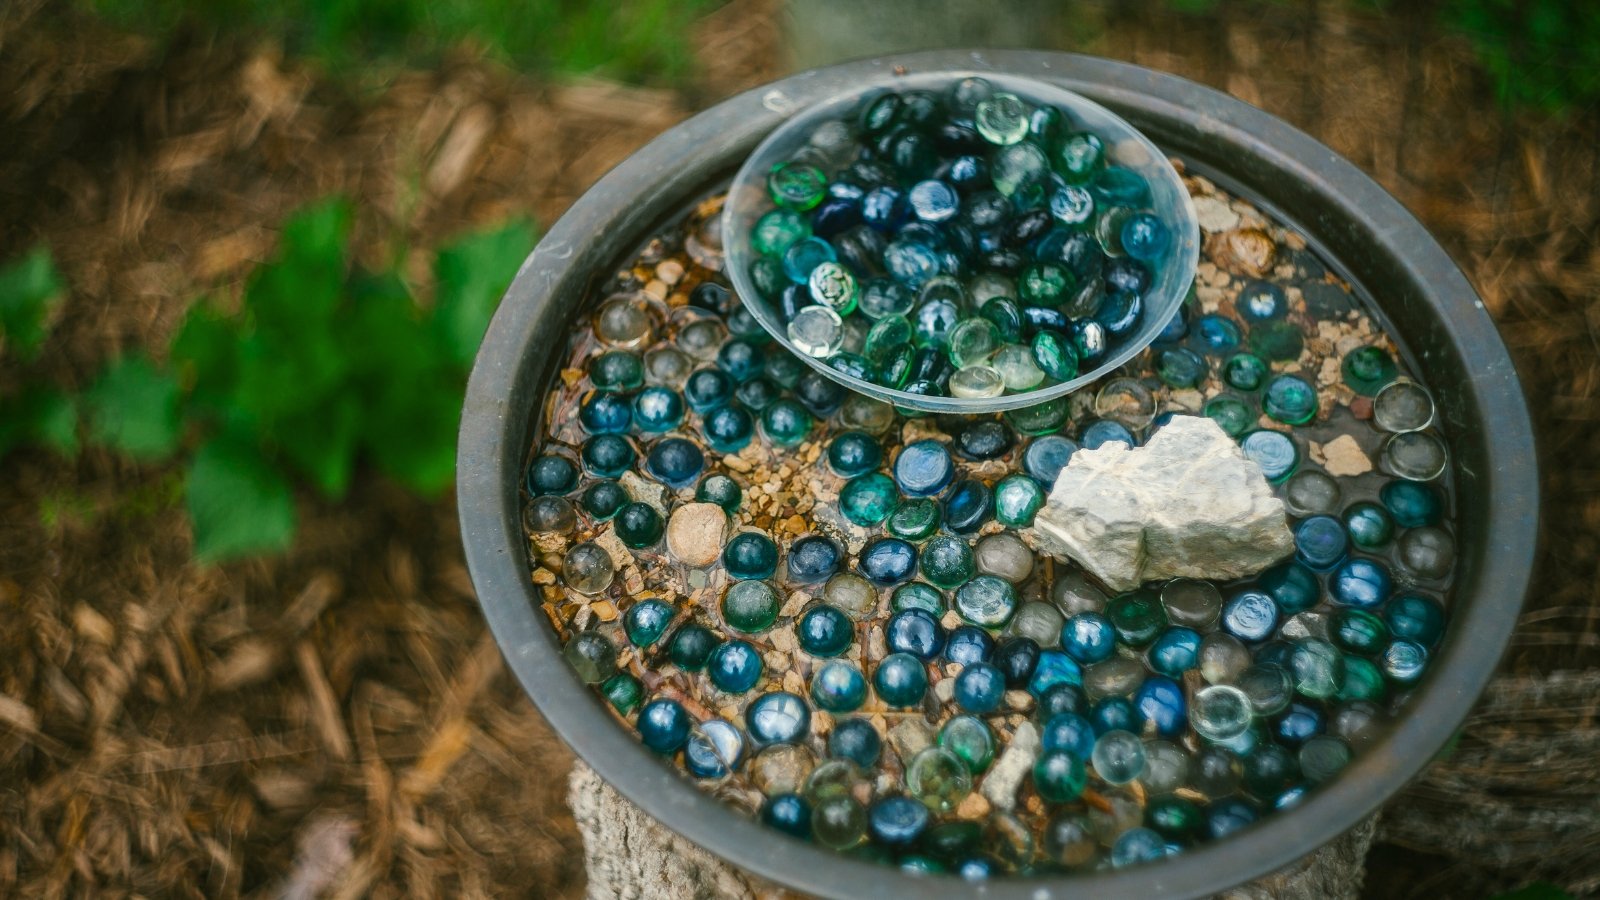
<box><xmin>722</xmin><ymin>70</ymin><xmax>1200</xmax><ymax>413</ymax></box>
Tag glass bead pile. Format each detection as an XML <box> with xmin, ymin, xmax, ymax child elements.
<box><xmin>527</xmin><ymin>173</ymin><xmax>1457</xmax><ymax>878</ymax></box>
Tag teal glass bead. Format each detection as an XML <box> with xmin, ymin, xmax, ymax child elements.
<box><xmin>768</xmin><ymin>161</ymin><xmax>828</xmax><ymax>211</ymax></box>
<box><xmin>563</xmin><ymin>632</ymin><xmax>617</xmax><ymax>684</ymax></box>
<box><xmin>886</xmin><ymin>497</ymin><xmax>942</xmax><ymax>541</ymax></box>
<box><xmin>783</xmin><ymin>236</ymin><xmax>837</xmax><ymax>284</ymax></box>
<box><xmin>590</xmin><ymin>349</ymin><xmax>644</xmax><ymax>392</ymax></box>
<box><xmin>864</xmin><ymin>314</ymin><xmax>913</xmax><ymax>364</ymax></box>
<box><xmin>1203</xmin><ymin>396</ymin><xmax>1254</xmax><ymax>438</ymax></box>
<box><xmin>1028</xmin><ymin>650</ymin><xmax>1083</xmax><ymax>696</ymax></box>
<box><xmin>811</xmin><ymin>660</ymin><xmax>869</xmax><ymax>712</ymax></box>
<box><xmin>993</xmin><ymin>474</ymin><xmax>1045</xmax><ymax>527</ymax></box>
<box><xmin>980</xmin><ymin>297</ymin><xmax>1024</xmax><ymax>343</ymax></box>
<box><xmin>624</xmin><ymin>598</ymin><xmax>674</xmax><ymax>647</ymax></box>
<box><xmin>1055</xmin><ymin>132</ymin><xmax>1103</xmax><ymax>183</ymax></box>
<box><xmin>1146</xmin><ymin>796</ymin><xmax>1203</xmax><ymax>844</ymax></box>
<box><xmin>1223</xmin><ymin>353</ymin><xmax>1269</xmax><ymax>391</ymax></box>
<box><xmin>1259</xmin><ymin>560</ymin><xmax>1321</xmax><ymax>614</ymax></box>
<box><xmin>1147</xmin><ymin>626</ymin><xmax>1202</xmax><ymax>677</ymax></box>
<box><xmin>891</xmin><ymin>582</ymin><xmax>944</xmax><ymax>615</ymax></box>
<box><xmin>1121</xmin><ymin>212</ymin><xmax>1170</xmax><ymax>262</ymax></box>
<box><xmin>939</xmin><ymin>715</ymin><xmax>996</xmax><ymax>774</ymax></box>
<box><xmin>827</xmin><ymin>351</ymin><xmax>876</xmax><ymax>383</ymax></box>
<box><xmin>1240</xmin><ymin>429</ymin><xmax>1299</xmax><ymax>482</ymax></box>
<box><xmin>1155</xmin><ymin>347</ymin><xmax>1207</xmax><ymax>388</ymax></box>
<box><xmin>602</xmin><ymin>672</ymin><xmax>643</xmax><ymax>715</ymax></box>
<box><xmin>1250</xmin><ymin>320</ymin><xmax>1305</xmax><ymax>362</ymax></box>
<box><xmin>840</xmin><ymin>473</ymin><xmax>899</xmax><ymax>527</ymax></box>
<box><xmin>637</xmin><ymin>698</ymin><xmax>691</xmax><ymax>754</ymax></box>
<box><xmin>894</xmin><ymin>440</ymin><xmax>955</xmax><ymax>497</ymax></box>
<box><xmin>1380</xmin><ymin>479</ymin><xmax>1442</xmax><ymax>528</ymax></box>
<box><xmin>1107</xmin><ymin>590</ymin><xmax>1168</xmax><ymax>648</ymax></box>
<box><xmin>723</xmin><ymin>531</ymin><xmax>779</xmax><ymax>580</ymax></box>
<box><xmin>1193</xmin><ymin>314</ymin><xmax>1243</xmax><ymax>353</ymax></box>
<box><xmin>954</xmin><ymin>575</ymin><xmax>1018</xmax><ymax>628</ymax></box>
<box><xmin>1031</xmin><ymin>329</ymin><xmax>1080</xmax><ymax>381</ymax></box>
<box><xmin>752</xmin><ymin>208</ymin><xmax>812</xmax><ymax>256</ymax></box>
<box><xmin>1336</xmin><ymin>656</ymin><xmax>1387</xmax><ymax>702</ymax></box>
<box><xmin>749</xmin><ymin>256</ymin><xmax>788</xmax><ymax>299</ymax></box>
<box><xmin>761</xmin><ymin>399</ymin><xmax>813</xmax><ymax>448</ymax></box>
<box><xmin>1289</xmin><ymin>638</ymin><xmax>1346</xmax><ymax>699</ymax></box>
<box><xmin>1384</xmin><ymin>594</ymin><xmax>1445</xmax><ymax>648</ymax></box>
<box><xmin>581</xmin><ymin>479</ymin><xmax>630</xmax><ymax>521</ymax></box>
<box><xmin>1240</xmin><ymin>743</ymin><xmax>1299</xmax><ymax>801</ymax></box>
<box><xmin>1298</xmin><ymin>735</ymin><xmax>1352</xmax><ymax>784</ymax></box>
<box><xmin>1331</xmin><ymin>608</ymin><xmax>1389</xmax><ymax>654</ymax></box>
<box><xmin>696</xmin><ymin>473</ymin><xmax>743</xmax><ymax>514</ymax></box>
<box><xmin>828</xmin><ymin>430</ymin><xmax>883</xmax><ymax>478</ymax></box>
<box><xmin>1381</xmin><ymin>639</ymin><xmax>1428</xmax><ymax>684</ymax></box>
<box><xmin>667</xmin><ymin>623</ymin><xmax>718</xmax><ymax>671</ymax></box>
<box><xmin>581</xmin><ymin>434</ymin><xmax>636</xmax><ymax>478</ymax></box>
<box><xmin>1091</xmin><ymin>166</ymin><xmax>1150</xmax><ymax>207</ymax></box>
<box><xmin>1090</xmin><ymin>730</ymin><xmax>1146</xmax><ymax>785</ymax></box>
<box><xmin>1263</xmin><ymin>374</ymin><xmax>1318</xmax><ymax>425</ymax></box>
<box><xmin>1034</xmin><ymin>749</ymin><xmax>1088</xmax><ymax>802</ymax></box>
<box><xmin>747</xmin><ymin>691</ymin><xmax>812</xmax><ymax>744</ymax></box>
<box><xmin>1342</xmin><ymin>501</ymin><xmax>1395</xmax><ymax>549</ymax></box>
<box><xmin>798</xmin><ymin>604</ymin><xmax>854</xmax><ymax>657</ymax></box>
<box><xmin>708</xmin><ymin>640</ymin><xmax>764</xmax><ymax>693</ymax></box>
<box><xmin>1341</xmin><ymin>345</ymin><xmax>1399</xmax><ymax>396</ymax></box>
<box><xmin>614</xmin><ymin>502</ymin><xmax>664</xmax><ymax>548</ymax></box>
<box><xmin>632</xmin><ymin>386</ymin><xmax>685</xmax><ymax>433</ymax></box>
<box><xmin>873</xmin><ymin>652</ymin><xmax>929</xmax><ymax>707</ymax></box>
<box><xmin>722</xmin><ymin>580</ymin><xmax>781</xmax><ymax>633</ymax></box>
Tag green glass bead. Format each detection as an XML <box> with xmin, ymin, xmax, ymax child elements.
<box><xmin>1341</xmin><ymin>345</ymin><xmax>1398</xmax><ymax>396</ymax></box>
<box><xmin>1156</xmin><ymin>347</ymin><xmax>1207</xmax><ymax>389</ymax></box>
<box><xmin>1288</xmin><ymin>638</ymin><xmax>1346</xmax><ymax>699</ymax></box>
<box><xmin>1146</xmin><ymin>796</ymin><xmax>1204</xmax><ymax>843</ymax></box>
<box><xmin>1055</xmin><ymin>132</ymin><xmax>1104</xmax><ymax>183</ymax></box>
<box><xmin>590</xmin><ymin>350</ymin><xmax>645</xmax><ymax>392</ymax></box>
<box><xmin>975</xmin><ymin>92</ymin><xmax>1031</xmax><ymax>145</ymax></box>
<box><xmin>1331</xmin><ymin>608</ymin><xmax>1389</xmax><ymax>654</ymax></box>
<box><xmin>879</xmin><ymin>344</ymin><xmax>915</xmax><ymax>389</ymax></box>
<box><xmin>994</xmin><ymin>474</ymin><xmax>1045</xmax><ymax>527</ymax></box>
<box><xmin>696</xmin><ymin>474</ymin><xmax>743</xmax><ymax>514</ymax></box>
<box><xmin>1034</xmin><ymin>749</ymin><xmax>1089</xmax><ymax>802</ymax></box>
<box><xmin>939</xmin><ymin>715</ymin><xmax>997</xmax><ymax>774</ymax></box>
<box><xmin>1019</xmin><ymin>263</ymin><xmax>1072</xmax><ymax>306</ymax></box>
<box><xmin>1006</xmin><ymin>398</ymin><xmax>1070</xmax><ymax>435</ymax></box>
<box><xmin>1336</xmin><ymin>656</ymin><xmax>1387</xmax><ymax>702</ymax></box>
<box><xmin>811</xmin><ymin>795</ymin><xmax>868</xmax><ymax>850</ymax></box>
<box><xmin>891</xmin><ymin>581</ymin><xmax>944</xmax><ymax>615</ymax></box>
<box><xmin>922</xmin><ymin>534</ymin><xmax>976</xmax><ymax>589</ymax></box>
<box><xmin>980</xmin><ymin>297</ymin><xmax>1024</xmax><ymax>342</ymax></box>
<box><xmin>1250</xmin><ymin>320</ymin><xmax>1305</xmax><ymax>362</ymax></box>
<box><xmin>809</xmin><ymin>262</ymin><xmax>860</xmax><ymax>315</ymax></box>
<box><xmin>601</xmin><ymin>672</ymin><xmax>643</xmax><ymax>715</ymax></box>
<box><xmin>864</xmin><ymin>314</ymin><xmax>913</xmax><ymax>364</ymax></box>
<box><xmin>723</xmin><ymin>580</ymin><xmax>781</xmax><ymax>633</ymax></box>
<box><xmin>1031</xmin><ymin>330</ymin><xmax>1080</xmax><ymax>381</ymax></box>
<box><xmin>840</xmin><ymin>472</ymin><xmax>899</xmax><ymax>527</ymax></box>
<box><xmin>563</xmin><ymin>632</ymin><xmax>617</xmax><ymax>683</ymax></box>
<box><xmin>767</xmin><ymin>161</ymin><xmax>827</xmax><ymax>210</ymax></box>
<box><xmin>828</xmin><ymin>351</ymin><xmax>877</xmax><ymax>383</ymax></box>
<box><xmin>749</xmin><ymin>257</ymin><xmax>787</xmax><ymax>300</ymax></box>
<box><xmin>752</xmin><ymin>209</ymin><xmax>811</xmax><ymax>257</ymax></box>
<box><xmin>993</xmin><ymin>344</ymin><xmax>1046</xmax><ymax>391</ymax></box>
<box><xmin>887</xmin><ymin>498</ymin><xmax>942</xmax><ymax>541</ymax></box>
<box><xmin>954</xmin><ymin>575</ymin><xmax>1018</xmax><ymax>628</ymax></box>
<box><xmin>1107</xmin><ymin>590</ymin><xmax>1168</xmax><ymax>648</ymax></box>
<box><xmin>1299</xmin><ymin>735</ymin><xmax>1352</xmax><ymax>784</ymax></box>
<box><xmin>1342</xmin><ymin>501</ymin><xmax>1394</xmax><ymax>549</ymax></box>
<box><xmin>991</xmin><ymin>142</ymin><xmax>1050</xmax><ymax>199</ymax></box>
<box><xmin>761</xmin><ymin>399</ymin><xmax>813</xmax><ymax>448</ymax></box>
<box><xmin>906</xmin><ymin>746</ymin><xmax>972</xmax><ymax>812</ymax></box>
<box><xmin>1203</xmin><ymin>393</ymin><xmax>1254</xmax><ymax>435</ymax></box>
<box><xmin>949</xmin><ymin>318</ymin><xmax>1002</xmax><ymax>368</ymax></box>
<box><xmin>614</xmin><ymin>502</ymin><xmax>665</xmax><ymax>548</ymax></box>
<box><xmin>1264</xmin><ymin>374</ymin><xmax>1318</xmax><ymax>425</ymax></box>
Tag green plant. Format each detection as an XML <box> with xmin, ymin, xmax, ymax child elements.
<box><xmin>0</xmin><ymin>201</ymin><xmax>534</xmax><ymax>562</ymax></box>
<box><xmin>1444</xmin><ymin>0</ymin><xmax>1600</xmax><ymax>116</ymax></box>
<box><xmin>0</xmin><ymin>248</ymin><xmax>77</xmax><ymax>458</ymax></box>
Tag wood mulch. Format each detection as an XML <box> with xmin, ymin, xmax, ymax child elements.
<box><xmin>0</xmin><ymin>0</ymin><xmax>1594</xmax><ymax>896</ymax></box>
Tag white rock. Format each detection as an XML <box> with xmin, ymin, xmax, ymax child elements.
<box><xmin>979</xmin><ymin>721</ymin><xmax>1039</xmax><ymax>812</ymax></box>
<box><xmin>1026</xmin><ymin>416</ymin><xmax>1294</xmax><ymax>592</ymax></box>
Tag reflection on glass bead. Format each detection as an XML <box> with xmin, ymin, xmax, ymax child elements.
<box><xmin>1091</xmin><ymin>730</ymin><xmax>1146</xmax><ymax>785</ymax></box>
<box><xmin>746</xmin><ymin>691</ymin><xmax>812</xmax><ymax>745</ymax></box>
<box><xmin>1332</xmin><ymin>557</ymin><xmax>1392</xmax><ymax>609</ymax></box>
<box><xmin>1373</xmin><ymin>379</ymin><xmax>1435</xmax><ymax>432</ymax></box>
<box><xmin>787</xmin><ymin>305</ymin><xmax>843</xmax><ymax>357</ymax></box>
<box><xmin>1382</xmin><ymin>431</ymin><xmax>1448</xmax><ymax>481</ymax></box>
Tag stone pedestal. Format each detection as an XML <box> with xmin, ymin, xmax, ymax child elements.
<box><xmin>570</xmin><ymin>761</ymin><xmax>1377</xmax><ymax>900</ymax></box>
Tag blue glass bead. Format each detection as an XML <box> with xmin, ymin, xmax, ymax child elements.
<box><xmin>1040</xmin><ymin>712</ymin><xmax>1097</xmax><ymax>759</ymax></box>
<box><xmin>1049</xmin><ymin>185</ymin><xmax>1096</xmax><ymax>227</ymax></box>
<box><xmin>708</xmin><ymin>640</ymin><xmax>764</xmax><ymax>694</ymax></box>
<box><xmin>637</xmin><ymin>698</ymin><xmax>691</xmax><ymax>754</ymax></box>
<box><xmin>666</xmin><ymin>623</ymin><xmax>716</xmax><ymax>670</ymax></box>
<box><xmin>1034</xmin><ymin>749</ymin><xmax>1089</xmax><ymax>802</ymax></box>
<box><xmin>783</xmin><ymin>236</ymin><xmax>837</xmax><ymax>284</ymax></box>
<box><xmin>884</xmin><ymin>239</ymin><xmax>942</xmax><ymax>288</ymax></box>
<box><xmin>1343</xmin><ymin>501</ymin><xmax>1395</xmax><ymax>548</ymax></box>
<box><xmin>614</xmin><ymin>502</ymin><xmax>665</xmax><ymax>548</ymax></box>
<box><xmin>1381</xmin><ymin>639</ymin><xmax>1428</xmax><ymax>684</ymax></box>
<box><xmin>1090</xmin><ymin>697</ymin><xmax>1136</xmax><ymax>735</ymax></box>
<box><xmin>1023</xmin><ymin>435</ymin><xmax>1079</xmax><ymax>485</ymax></box>
<box><xmin>1021</xmin><ymin>304</ymin><xmax>1069</xmax><ymax>334</ymax></box>
<box><xmin>746</xmin><ymin>691</ymin><xmax>811</xmax><ymax>745</ymax></box>
<box><xmin>862</xmin><ymin>186</ymin><xmax>909</xmax><ymax>231</ymax></box>
<box><xmin>717</xmin><ymin>339</ymin><xmax>765</xmax><ymax>383</ymax></box>
<box><xmin>761</xmin><ymin>399</ymin><xmax>813</xmax><ymax>448</ymax></box>
<box><xmin>632</xmin><ymin>387</ymin><xmax>685</xmax><ymax>433</ymax></box>
<box><xmin>684</xmin><ymin>368</ymin><xmax>733</xmax><ymax>413</ymax></box>
<box><xmin>1222</xmin><ymin>589</ymin><xmax>1281</xmax><ymax>642</ymax></box>
<box><xmin>827</xmin><ymin>431</ymin><xmax>883</xmax><ymax>477</ymax></box>
<box><xmin>1206</xmin><ymin>798</ymin><xmax>1259</xmax><ymax>840</ymax></box>
<box><xmin>526</xmin><ymin>454</ymin><xmax>578</xmax><ymax>496</ymax></box>
<box><xmin>860</xmin><ymin>537</ymin><xmax>918</xmax><ymax>587</ymax></box>
<box><xmin>624</xmin><ymin>598</ymin><xmax>674</xmax><ymax>647</ymax></box>
<box><xmin>1274</xmin><ymin>701</ymin><xmax>1325</xmax><ymax>747</ymax></box>
<box><xmin>1038</xmin><ymin>683</ymin><xmax>1088</xmax><ymax>719</ymax></box>
<box><xmin>1295</xmin><ymin>515</ymin><xmax>1349</xmax><ymax>570</ymax></box>
<box><xmin>702</xmin><ymin>406</ymin><xmax>754</xmax><ymax>453</ymax></box>
<box><xmin>1080</xmin><ymin>418</ymin><xmax>1135</xmax><ymax>450</ymax></box>
<box><xmin>811</xmin><ymin>196</ymin><xmax>862</xmax><ymax>238</ymax></box>
<box><xmin>722</xmin><ymin>531</ymin><xmax>779</xmax><ymax>581</ymax></box>
<box><xmin>994</xmin><ymin>637</ymin><xmax>1041</xmax><ymax>688</ymax></box>
<box><xmin>887</xmin><ymin>608</ymin><xmax>946</xmax><ymax>661</ymax></box>
<box><xmin>841</xmin><ymin>473</ymin><xmax>899</xmax><ymax>527</ymax></box>
<box><xmin>788</xmin><ymin>534</ymin><xmax>843</xmax><ymax>584</ymax></box>
<box><xmin>944</xmin><ymin>626</ymin><xmax>995</xmax><ymax>667</ymax></box>
<box><xmin>1264</xmin><ymin>374</ymin><xmax>1318</xmax><ymax>425</ymax></box>
<box><xmin>1332</xmin><ymin>557</ymin><xmax>1392</xmax><ymax>608</ymax></box>
<box><xmin>685</xmin><ymin>719</ymin><xmax>744</xmax><ymax>778</ymax></box>
<box><xmin>1029</xmin><ymin>650</ymin><xmax>1083</xmax><ymax>697</ymax></box>
<box><xmin>645</xmin><ymin>437</ymin><xmax>704</xmax><ymax>488</ymax></box>
<box><xmin>1384</xmin><ymin>594</ymin><xmax>1445</xmax><ymax>648</ymax></box>
<box><xmin>1380</xmin><ymin>479</ymin><xmax>1442</xmax><ymax>528</ymax></box>
<box><xmin>868</xmin><ymin>795</ymin><xmax>930</xmax><ymax>847</ymax></box>
<box><xmin>1062</xmin><ymin>612</ymin><xmax>1117</xmax><ymax>664</ymax></box>
<box><xmin>1134</xmin><ymin>676</ymin><xmax>1187</xmax><ymax>738</ymax></box>
<box><xmin>1147</xmin><ymin>626</ymin><xmax>1203</xmax><ymax>677</ymax></box>
<box><xmin>909</xmin><ymin>180</ymin><xmax>961</xmax><ymax>223</ymax></box>
<box><xmin>581</xmin><ymin>479</ymin><xmax>629</xmax><ymax>521</ymax></box>
<box><xmin>1096</xmin><ymin>291</ymin><xmax>1142</xmax><ymax>338</ymax></box>
<box><xmin>1111</xmin><ymin>828</ymin><xmax>1167</xmax><ymax>868</ymax></box>
<box><xmin>1240</xmin><ymin>429</ymin><xmax>1299</xmax><ymax>483</ymax></box>
<box><xmin>1156</xmin><ymin>347</ymin><xmax>1207</xmax><ymax>388</ymax></box>
<box><xmin>829</xmin><ymin>718</ymin><xmax>883</xmax><ymax>769</ymax></box>
<box><xmin>1120</xmin><ymin>212</ymin><xmax>1169</xmax><ymax>261</ymax></box>
<box><xmin>873</xmin><ymin>653</ymin><xmax>929</xmax><ymax>707</ymax></box>
<box><xmin>1238</xmin><ymin>280</ymin><xmax>1287</xmax><ymax>321</ymax></box>
<box><xmin>945</xmin><ymin>155</ymin><xmax>989</xmax><ymax>192</ymax></box>
<box><xmin>811</xmin><ymin>660</ymin><xmax>869</xmax><ymax>712</ymax></box>
<box><xmin>762</xmin><ymin>794</ymin><xmax>811</xmax><ymax>840</ymax></box>
<box><xmin>953</xmin><ymin>662</ymin><xmax>1005</xmax><ymax>713</ymax></box>
<box><xmin>894</xmin><ymin>439</ymin><xmax>955</xmax><ymax>497</ymax></box>
<box><xmin>1259</xmin><ymin>560</ymin><xmax>1321</xmax><ymax>614</ymax></box>
<box><xmin>580</xmin><ymin>392</ymin><xmax>632</xmax><ymax>434</ymax></box>
<box><xmin>1073</xmin><ymin>318</ymin><xmax>1108</xmax><ymax>363</ymax></box>
<box><xmin>1193</xmin><ymin>314</ymin><xmax>1243</xmax><ymax>353</ymax></box>
<box><xmin>798</xmin><ymin>604</ymin><xmax>853</xmax><ymax>657</ymax></box>
<box><xmin>942</xmin><ymin>479</ymin><xmax>994</xmax><ymax>533</ymax></box>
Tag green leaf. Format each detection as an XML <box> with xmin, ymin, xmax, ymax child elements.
<box><xmin>170</xmin><ymin>303</ymin><xmax>241</xmax><ymax>415</ymax></box>
<box><xmin>186</xmin><ymin>435</ymin><xmax>296</xmax><ymax>562</ymax></box>
<box><xmin>82</xmin><ymin>355</ymin><xmax>182</xmax><ymax>460</ymax></box>
<box><xmin>1494</xmin><ymin>884</ymin><xmax>1575</xmax><ymax>900</ymax></box>
<box><xmin>0</xmin><ymin>246</ymin><xmax>66</xmax><ymax>360</ymax></box>
<box><xmin>274</xmin><ymin>393</ymin><xmax>360</xmax><ymax>499</ymax></box>
<box><xmin>432</xmin><ymin>219</ymin><xmax>535</xmax><ymax>368</ymax></box>
<box><xmin>0</xmin><ymin>386</ymin><xmax>78</xmax><ymax>458</ymax></box>
<box><xmin>248</xmin><ymin>199</ymin><xmax>352</xmax><ymax>337</ymax></box>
